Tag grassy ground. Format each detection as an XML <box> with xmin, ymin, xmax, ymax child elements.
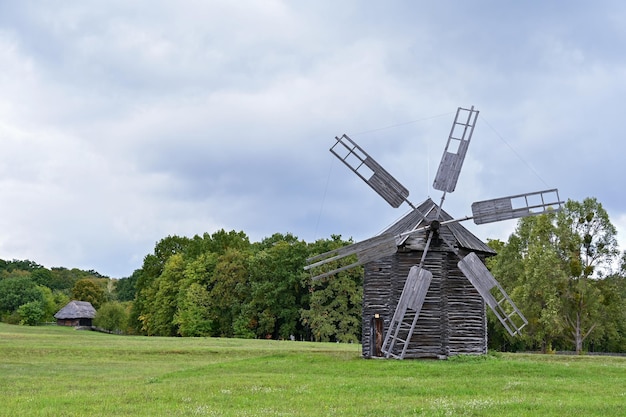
<box><xmin>1</xmin><ymin>323</ymin><xmax>625</xmax><ymax>416</ymax></box>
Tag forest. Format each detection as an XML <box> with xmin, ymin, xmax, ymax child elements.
<box><xmin>1</xmin><ymin>197</ymin><xmax>625</xmax><ymax>354</ymax></box>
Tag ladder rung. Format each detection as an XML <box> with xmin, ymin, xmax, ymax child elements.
<box><xmin>506</xmin><ymin>311</ymin><xmax>518</xmax><ymax>319</ymax></box>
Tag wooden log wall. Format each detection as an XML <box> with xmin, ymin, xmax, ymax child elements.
<box><xmin>362</xmin><ymin>256</ymin><xmax>393</xmax><ymax>358</ymax></box>
<box><xmin>362</xmin><ymin>236</ymin><xmax>488</xmax><ymax>359</ymax></box>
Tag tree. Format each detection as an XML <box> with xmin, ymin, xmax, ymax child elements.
<box><xmin>488</xmin><ymin>198</ymin><xmax>621</xmax><ymax>354</ymax></box>
<box><xmin>71</xmin><ymin>279</ymin><xmax>106</xmax><ymax>309</ymax></box>
<box><xmin>488</xmin><ymin>213</ymin><xmax>568</xmax><ymax>352</ymax></box>
<box><xmin>115</xmin><ymin>272</ymin><xmax>138</xmax><ymax>302</ymax></box>
<box><xmin>301</xmin><ymin>236</ymin><xmax>363</xmax><ymax>343</ymax></box>
<box><xmin>94</xmin><ymin>302</ymin><xmax>128</xmax><ymax>333</ymax></box>
<box><xmin>247</xmin><ymin>234</ymin><xmax>308</xmax><ymax>339</ymax></box>
<box><xmin>139</xmin><ymin>253</ymin><xmax>187</xmax><ymax>336</ymax></box>
<box><xmin>174</xmin><ymin>283</ymin><xmax>213</xmax><ymax>337</ymax></box>
<box><xmin>206</xmin><ymin>248</ymin><xmax>251</xmax><ymax>337</ymax></box>
<box><xmin>556</xmin><ymin>198</ymin><xmax>620</xmax><ymax>353</ymax></box>
<box><xmin>593</xmin><ymin>274</ymin><xmax>626</xmax><ymax>352</ymax></box>
<box><xmin>0</xmin><ymin>276</ymin><xmax>43</xmax><ymax>316</ymax></box>
<box><xmin>48</xmin><ymin>267</ymin><xmax>82</xmax><ymax>291</ymax></box>
<box><xmin>130</xmin><ymin>235</ymin><xmax>192</xmax><ymax>334</ymax></box>
<box><xmin>17</xmin><ymin>301</ymin><xmax>45</xmax><ymax>326</ymax></box>
<box><xmin>37</xmin><ymin>285</ymin><xmax>70</xmax><ymax>321</ymax></box>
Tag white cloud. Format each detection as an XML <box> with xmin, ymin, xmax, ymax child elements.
<box><xmin>1</xmin><ymin>1</ymin><xmax>625</xmax><ymax>276</ymax></box>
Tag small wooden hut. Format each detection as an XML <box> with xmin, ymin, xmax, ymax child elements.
<box><xmin>362</xmin><ymin>199</ymin><xmax>496</xmax><ymax>359</ymax></box>
<box><xmin>54</xmin><ymin>300</ymin><xmax>97</xmax><ymax>327</ymax></box>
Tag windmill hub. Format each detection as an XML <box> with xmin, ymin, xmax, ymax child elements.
<box><xmin>428</xmin><ymin>220</ymin><xmax>440</xmax><ymax>233</ymax></box>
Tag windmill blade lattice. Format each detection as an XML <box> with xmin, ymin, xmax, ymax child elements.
<box><xmin>471</xmin><ymin>189</ymin><xmax>563</xmax><ymax>225</ymax></box>
<box><xmin>330</xmin><ymin>134</ymin><xmax>414</xmax><ymax>209</ymax></box>
<box><xmin>458</xmin><ymin>252</ymin><xmax>528</xmax><ymax>336</ymax></box>
<box><xmin>433</xmin><ymin>106</ymin><xmax>479</xmax><ymax>194</ymax></box>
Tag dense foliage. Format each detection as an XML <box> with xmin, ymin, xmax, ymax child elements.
<box><xmin>129</xmin><ymin>231</ymin><xmax>362</xmax><ymax>342</ymax></box>
<box><xmin>1</xmin><ymin>197</ymin><xmax>625</xmax><ymax>353</ymax></box>
<box><xmin>487</xmin><ymin>198</ymin><xmax>626</xmax><ymax>353</ymax></box>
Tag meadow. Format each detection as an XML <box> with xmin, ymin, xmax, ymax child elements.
<box><xmin>1</xmin><ymin>323</ymin><xmax>625</xmax><ymax>416</ymax></box>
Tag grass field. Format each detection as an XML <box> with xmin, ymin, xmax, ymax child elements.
<box><xmin>1</xmin><ymin>323</ymin><xmax>625</xmax><ymax>416</ymax></box>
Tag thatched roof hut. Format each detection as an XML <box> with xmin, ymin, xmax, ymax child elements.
<box><xmin>54</xmin><ymin>300</ymin><xmax>97</xmax><ymax>327</ymax></box>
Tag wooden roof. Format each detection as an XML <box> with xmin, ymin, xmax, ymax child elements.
<box><xmin>54</xmin><ymin>301</ymin><xmax>97</xmax><ymax>319</ymax></box>
<box><xmin>383</xmin><ymin>198</ymin><xmax>496</xmax><ymax>255</ymax></box>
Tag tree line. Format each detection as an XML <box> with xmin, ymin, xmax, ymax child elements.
<box><xmin>1</xmin><ymin>197</ymin><xmax>625</xmax><ymax>353</ymax></box>
<box><xmin>0</xmin><ymin>261</ymin><xmax>113</xmax><ymax>325</ymax></box>
<box><xmin>128</xmin><ymin>230</ymin><xmax>362</xmax><ymax>342</ymax></box>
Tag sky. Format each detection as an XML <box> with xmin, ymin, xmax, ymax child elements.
<box><xmin>1</xmin><ymin>1</ymin><xmax>626</xmax><ymax>278</ymax></box>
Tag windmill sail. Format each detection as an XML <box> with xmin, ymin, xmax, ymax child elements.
<box><xmin>471</xmin><ymin>189</ymin><xmax>564</xmax><ymax>225</ymax></box>
<box><xmin>458</xmin><ymin>252</ymin><xmax>528</xmax><ymax>336</ymax></box>
<box><xmin>304</xmin><ymin>233</ymin><xmax>398</xmax><ymax>280</ymax></box>
<box><xmin>382</xmin><ymin>266</ymin><xmax>432</xmax><ymax>359</ymax></box>
<box><xmin>330</xmin><ymin>134</ymin><xmax>411</xmax><ymax>208</ymax></box>
<box><xmin>432</xmin><ymin>106</ymin><xmax>479</xmax><ymax>193</ymax></box>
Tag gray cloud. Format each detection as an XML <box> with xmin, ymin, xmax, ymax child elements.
<box><xmin>1</xmin><ymin>1</ymin><xmax>625</xmax><ymax>277</ymax></box>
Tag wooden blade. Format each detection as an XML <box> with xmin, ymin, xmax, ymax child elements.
<box><xmin>432</xmin><ymin>106</ymin><xmax>479</xmax><ymax>193</ymax></box>
<box><xmin>382</xmin><ymin>266</ymin><xmax>432</xmax><ymax>359</ymax></box>
<box><xmin>305</xmin><ymin>233</ymin><xmax>398</xmax><ymax>280</ymax></box>
<box><xmin>330</xmin><ymin>134</ymin><xmax>410</xmax><ymax>208</ymax></box>
<box><xmin>458</xmin><ymin>252</ymin><xmax>528</xmax><ymax>336</ymax></box>
<box><xmin>471</xmin><ymin>189</ymin><xmax>564</xmax><ymax>225</ymax></box>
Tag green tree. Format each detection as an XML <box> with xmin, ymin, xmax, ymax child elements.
<box><xmin>37</xmin><ymin>286</ymin><xmax>70</xmax><ymax>321</ymax></box>
<box><xmin>555</xmin><ymin>198</ymin><xmax>620</xmax><ymax>353</ymax></box>
<box><xmin>248</xmin><ymin>233</ymin><xmax>308</xmax><ymax>339</ymax></box>
<box><xmin>94</xmin><ymin>302</ymin><xmax>128</xmax><ymax>333</ymax></box>
<box><xmin>594</xmin><ymin>274</ymin><xmax>626</xmax><ymax>352</ymax></box>
<box><xmin>0</xmin><ymin>276</ymin><xmax>43</xmax><ymax>316</ymax></box>
<box><xmin>17</xmin><ymin>301</ymin><xmax>45</xmax><ymax>326</ymax></box>
<box><xmin>174</xmin><ymin>283</ymin><xmax>213</xmax><ymax>337</ymax></box>
<box><xmin>488</xmin><ymin>213</ymin><xmax>568</xmax><ymax>352</ymax></box>
<box><xmin>301</xmin><ymin>236</ymin><xmax>363</xmax><ymax>343</ymax></box>
<box><xmin>71</xmin><ymin>279</ymin><xmax>106</xmax><ymax>309</ymax></box>
<box><xmin>301</xmin><ymin>268</ymin><xmax>362</xmax><ymax>342</ymax></box>
<box><xmin>207</xmin><ymin>248</ymin><xmax>251</xmax><ymax>337</ymax></box>
<box><xmin>48</xmin><ymin>267</ymin><xmax>82</xmax><ymax>292</ymax></box>
<box><xmin>30</xmin><ymin>268</ymin><xmax>53</xmax><ymax>287</ymax></box>
<box><xmin>488</xmin><ymin>198</ymin><xmax>621</xmax><ymax>354</ymax></box>
<box><xmin>115</xmin><ymin>272</ymin><xmax>138</xmax><ymax>302</ymax></box>
<box><xmin>139</xmin><ymin>253</ymin><xmax>187</xmax><ymax>336</ymax></box>
<box><xmin>130</xmin><ymin>235</ymin><xmax>192</xmax><ymax>334</ymax></box>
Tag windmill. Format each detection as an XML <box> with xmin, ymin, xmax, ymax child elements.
<box><xmin>305</xmin><ymin>106</ymin><xmax>564</xmax><ymax>359</ymax></box>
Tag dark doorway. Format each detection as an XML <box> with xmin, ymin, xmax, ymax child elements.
<box><xmin>371</xmin><ymin>315</ymin><xmax>384</xmax><ymax>357</ymax></box>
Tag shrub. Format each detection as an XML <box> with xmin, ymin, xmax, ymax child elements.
<box><xmin>18</xmin><ymin>301</ymin><xmax>45</xmax><ymax>326</ymax></box>
<box><xmin>94</xmin><ymin>302</ymin><xmax>128</xmax><ymax>333</ymax></box>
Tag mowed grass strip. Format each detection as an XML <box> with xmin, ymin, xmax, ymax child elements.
<box><xmin>1</xmin><ymin>323</ymin><xmax>625</xmax><ymax>417</ymax></box>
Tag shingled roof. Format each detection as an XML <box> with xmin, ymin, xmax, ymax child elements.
<box><xmin>383</xmin><ymin>198</ymin><xmax>496</xmax><ymax>255</ymax></box>
<box><xmin>54</xmin><ymin>301</ymin><xmax>97</xmax><ymax>319</ymax></box>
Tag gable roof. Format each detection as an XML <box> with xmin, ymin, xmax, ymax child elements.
<box><xmin>54</xmin><ymin>300</ymin><xmax>97</xmax><ymax>319</ymax></box>
<box><xmin>383</xmin><ymin>198</ymin><xmax>496</xmax><ymax>255</ymax></box>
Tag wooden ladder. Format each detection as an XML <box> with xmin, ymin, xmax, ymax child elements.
<box><xmin>382</xmin><ymin>266</ymin><xmax>432</xmax><ymax>359</ymax></box>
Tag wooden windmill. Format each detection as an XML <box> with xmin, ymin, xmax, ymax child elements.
<box><xmin>305</xmin><ymin>106</ymin><xmax>563</xmax><ymax>359</ymax></box>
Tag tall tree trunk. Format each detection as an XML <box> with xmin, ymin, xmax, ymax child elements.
<box><xmin>574</xmin><ymin>312</ymin><xmax>583</xmax><ymax>355</ymax></box>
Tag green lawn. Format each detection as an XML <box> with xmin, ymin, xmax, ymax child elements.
<box><xmin>1</xmin><ymin>323</ymin><xmax>625</xmax><ymax>416</ymax></box>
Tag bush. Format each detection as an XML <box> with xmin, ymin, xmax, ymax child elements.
<box><xmin>94</xmin><ymin>302</ymin><xmax>128</xmax><ymax>333</ymax></box>
<box><xmin>18</xmin><ymin>301</ymin><xmax>45</xmax><ymax>326</ymax></box>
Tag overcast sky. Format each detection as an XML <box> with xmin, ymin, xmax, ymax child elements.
<box><xmin>1</xmin><ymin>1</ymin><xmax>625</xmax><ymax>278</ymax></box>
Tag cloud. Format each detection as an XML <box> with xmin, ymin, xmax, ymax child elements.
<box><xmin>1</xmin><ymin>1</ymin><xmax>625</xmax><ymax>277</ymax></box>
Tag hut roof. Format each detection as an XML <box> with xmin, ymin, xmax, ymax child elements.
<box><xmin>54</xmin><ymin>300</ymin><xmax>97</xmax><ymax>319</ymax></box>
<box><xmin>383</xmin><ymin>198</ymin><xmax>496</xmax><ymax>255</ymax></box>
